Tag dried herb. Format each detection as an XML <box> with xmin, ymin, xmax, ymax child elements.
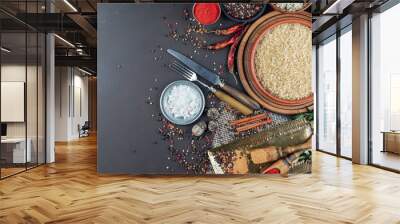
<box><xmin>292</xmin><ymin>111</ymin><xmax>314</xmax><ymax>122</ymax></box>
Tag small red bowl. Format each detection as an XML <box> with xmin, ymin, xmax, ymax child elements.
<box><xmin>192</xmin><ymin>3</ymin><xmax>221</xmax><ymax>25</ymax></box>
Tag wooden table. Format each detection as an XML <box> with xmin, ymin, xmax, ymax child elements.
<box><xmin>1</xmin><ymin>138</ymin><xmax>32</xmax><ymax>164</ymax></box>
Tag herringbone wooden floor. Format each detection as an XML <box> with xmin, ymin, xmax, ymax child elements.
<box><xmin>1</xmin><ymin>135</ymin><xmax>400</xmax><ymax>224</ymax></box>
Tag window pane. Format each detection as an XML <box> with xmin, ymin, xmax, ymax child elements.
<box><xmin>340</xmin><ymin>29</ymin><xmax>352</xmax><ymax>158</ymax></box>
<box><xmin>1</xmin><ymin>31</ymin><xmax>28</xmax><ymax>177</ymax></box>
<box><xmin>371</xmin><ymin>3</ymin><xmax>400</xmax><ymax>171</ymax></box>
<box><xmin>318</xmin><ymin>37</ymin><xmax>337</xmax><ymax>154</ymax></box>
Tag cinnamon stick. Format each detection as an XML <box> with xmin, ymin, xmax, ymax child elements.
<box><xmin>230</xmin><ymin>113</ymin><xmax>268</xmax><ymax>126</ymax></box>
<box><xmin>235</xmin><ymin>118</ymin><xmax>272</xmax><ymax>132</ymax></box>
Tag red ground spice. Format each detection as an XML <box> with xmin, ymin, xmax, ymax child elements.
<box><xmin>193</xmin><ymin>3</ymin><xmax>221</xmax><ymax>25</ymax></box>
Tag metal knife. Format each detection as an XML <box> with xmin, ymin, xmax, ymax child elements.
<box><xmin>167</xmin><ymin>49</ymin><xmax>261</xmax><ymax>110</ymax></box>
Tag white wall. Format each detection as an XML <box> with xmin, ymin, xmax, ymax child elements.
<box><xmin>1</xmin><ymin>65</ymin><xmax>39</xmax><ymax>138</ymax></box>
<box><xmin>1</xmin><ymin>65</ymin><xmax>26</xmax><ymax>139</ymax></box>
<box><xmin>55</xmin><ymin>67</ymin><xmax>89</xmax><ymax>141</ymax></box>
<box><xmin>55</xmin><ymin>67</ymin><xmax>69</xmax><ymax>141</ymax></box>
<box><xmin>72</xmin><ymin>73</ymin><xmax>89</xmax><ymax>138</ymax></box>
<box><xmin>1</xmin><ymin>63</ymin><xmax>46</xmax><ymax>164</ymax></box>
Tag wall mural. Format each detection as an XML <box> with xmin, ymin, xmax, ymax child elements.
<box><xmin>98</xmin><ymin>3</ymin><xmax>313</xmax><ymax>176</ymax></box>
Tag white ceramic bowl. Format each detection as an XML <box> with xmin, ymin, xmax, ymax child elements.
<box><xmin>160</xmin><ymin>80</ymin><xmax>205</xmax><ymax>125</ymax></box>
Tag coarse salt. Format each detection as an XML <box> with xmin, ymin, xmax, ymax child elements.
<box><xmin>164</xmin><ymin>84</ymin><xmax>202</xmax><ymax>120</ymax></box>
<box><xmin>274</xmin><ymin>3</ymin><xmax>305</xmax><ymax>12</ymax></box>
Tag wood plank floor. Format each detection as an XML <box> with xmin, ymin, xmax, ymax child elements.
<box><xmin>1</xmin><ymin>135</ymin><xmax>400</xmax><ymax>224</ymax></box>
<box><xmin>372</xmin><ymin>150</ymin><xmax>400</xmax><ymax>171</ymax></box>
<box><xmin>1</xmin><ymin>167</ymin><xmax>26</xmax><ymax>178</ymax></box>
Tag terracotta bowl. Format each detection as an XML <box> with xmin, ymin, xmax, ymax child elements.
<box><xmin>236</xmin><ymin>11</ymin><xmax>313</xmax><ymax>114</ymax></box>
<box><xmin>244</xmin><ymin>14</ymin><xmax>313</xmax><ymax>110</ymax></box>
<box><xmin>245</xmin><ymin>15</ymin><xmax>313</xmax><ymax>107</ymax></box>
<box><xmin>242</xmin><ymin>11</ymin><xmax>313</xmax><ymax>110</ymax></box>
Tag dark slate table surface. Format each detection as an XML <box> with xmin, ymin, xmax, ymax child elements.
<box><xmin>98</xmin><ymin>3</ymin><xmax>247</xmax><ymax>174</ymax></box>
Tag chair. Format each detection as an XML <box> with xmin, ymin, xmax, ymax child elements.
<box><xmin>79</xmin><ymin>121</ymin><xmax>90</xmax><ymax>138</ymax></box>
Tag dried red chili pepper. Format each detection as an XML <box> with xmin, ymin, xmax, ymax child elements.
<box><xmin>206</xmin><ymin>30</ymin><xmax>244</xmax><ymax>50</ymax></box>
<box><xmin>227</xmin><ymin>26</ymin><xmax>248</xmax><ymax>80</ymax></box>
<box><xmin>206</xmin><ymin>37</ymin><xmax>235</xmax><ymax>50</ymax></box>
<box><xmin>227</xmin><ymin>36</ymin><xmax>240</xmax><ymax>74</ymax></box>
<box><xmin>210</xmin><ymin>24</ymin><xmax>244</xmax><ymax>36</ymax></box>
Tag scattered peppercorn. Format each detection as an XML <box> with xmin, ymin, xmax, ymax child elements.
<box><xmin>222</xmin><ymin>3</ymin><xmax>263</xmax><ymax>20</ymax></box>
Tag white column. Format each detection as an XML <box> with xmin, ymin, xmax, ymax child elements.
<box><xmin>46</xmin><ymin>1</ymin><xmax>56</xmax><ymax>163</ymax></box>
<box><xmin>46</xmin><ymin>33</ymin><xmax>55</xmax><ymax>163</ymax></box>
<box><xmin>312</xmin><ymin>45</ymin><xmax>317</xmax><ymax>150</ymax></box>
<box><xmin>352</xmin><ymin>14</ymin><xmax>369</xmax><ymax>164</ymax></box>
<box><xmin>55</xmin><ymin>67</ymin><xmax>73</xmax><ymax>141</ymax></box>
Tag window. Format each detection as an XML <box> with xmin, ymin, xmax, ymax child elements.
<box><xmin>317</xmin><ymin>36</ymin><xmax>337</xmax><ymax>154</ymax></box>
<box><xmin>0</xmin><ymin>2</ymin><xmax>47</xmax><ymax>179</ymax></box>
<box><xmin>370</xmin><ymin>3</ymin><xmax>400</xmax><ymax>171</ymax></box>
<box><xmin>316</xmin><ymin>26</ymin><xmax>353</xmax><ymax>159</ymax></box>
<box><xmin>339</xmin><ymin>28</ymin><xmax>352</xmax><ymax>158</ymax></box>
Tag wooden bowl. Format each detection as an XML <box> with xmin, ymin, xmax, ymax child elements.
<box><xmin>246</xmin><ymin>17</ymin><xmax>313</xmax><ymax>106</ymax></box>
<box><xmin>244</xmin><ymin>13</ymin><xmax>313</xmax><ymax>110</ymax></box>
<box><xmin>243</xmin><ymin>14</ymin><xmax>312</xmax><ymax>109</ymax></box>
<box><xmin>236</xmin><ymin>11</ymin><xmax>313</xmax><ymax>115</ymax></box>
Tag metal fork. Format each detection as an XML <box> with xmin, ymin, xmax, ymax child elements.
<box><xmin>169</xmin><ymin>62</ymin><xmax>253</xmax><ymax>115</ymax></box>
<box><xmin>170</xmin><ymin>62</ymin><xmax>215</xmax><ymax>91</ymax></box>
